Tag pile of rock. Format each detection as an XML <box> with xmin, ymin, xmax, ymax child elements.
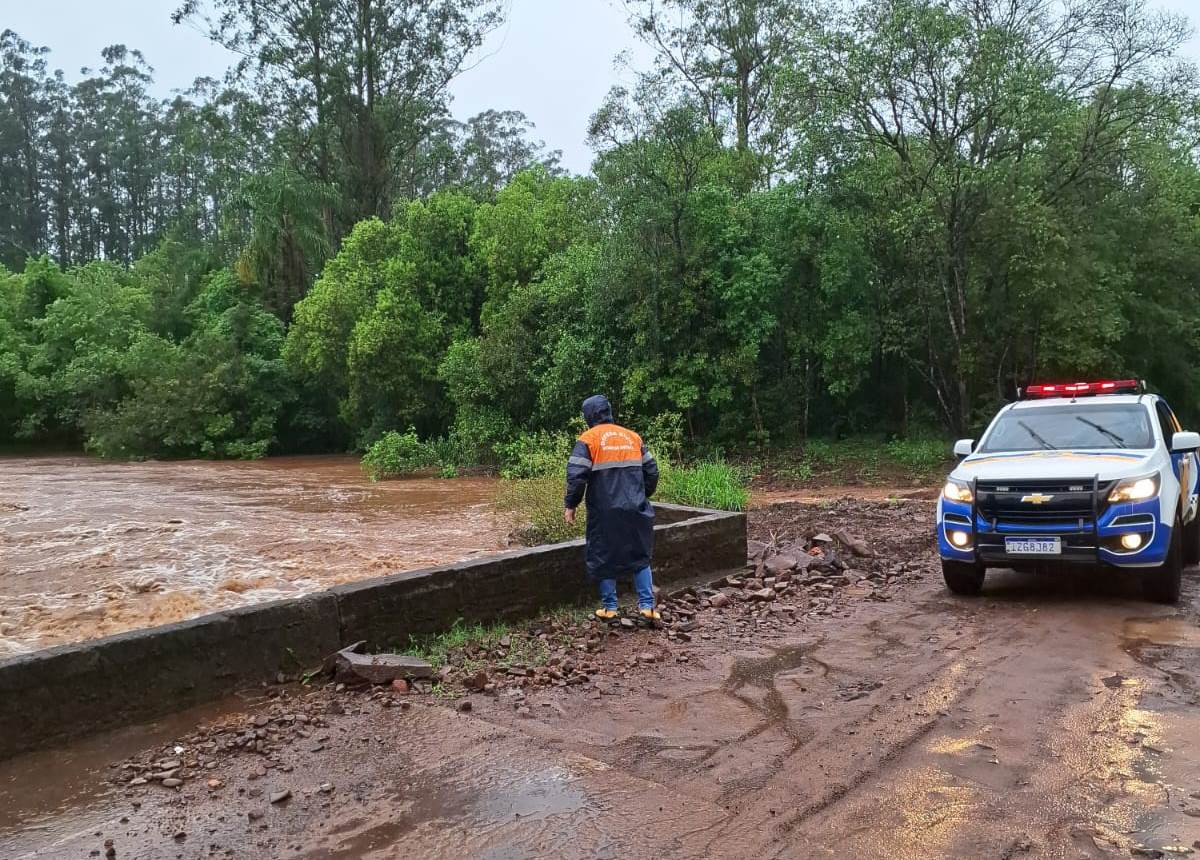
<box><xmin>115</xmin><ymin>702</ymin><xmax>335</xmax><ymax>791</ymax></box>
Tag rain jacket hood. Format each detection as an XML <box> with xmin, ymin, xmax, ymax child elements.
<box><xmin>582</xmin><ymin>395</ymin><xmax>613</xmax><ymax>427</ymax></box>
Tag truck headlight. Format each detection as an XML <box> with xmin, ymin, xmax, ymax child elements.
<box><xmin>1107</xmin><ymin>474</ymin><xmax>1160</xmax><ymax>503</ymax></box>
<box><xmin>943</xmin><ymin>478</ymin><xmax>973</xmax><ymax>503</ymax></box>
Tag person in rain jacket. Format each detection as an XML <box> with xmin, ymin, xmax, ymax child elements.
<box><xmin>564</xmin><ymin>394</ymin><xmax>661</xmax><ymax>623</ymax></box>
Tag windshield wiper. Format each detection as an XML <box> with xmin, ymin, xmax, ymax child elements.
<box><xmin>1074</xmin><ymin>416</ymin><xmax>1126</xmax><ymax>448</ymax></box>
<box><xmin>1017</xmin><ymin>420</ymin><xmax>1058</xmax><ymax>450</ymax></box>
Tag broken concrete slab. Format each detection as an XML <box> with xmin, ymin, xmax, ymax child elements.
<box><xmin>834</xmin><ymin>529</ymin><xmax>875</xmax><ymax>558</ymax></box>
<box><xmin>763</xmin><ymin>554</ymin><xmax>800</xmax><ymax>575</ymax></box>
<box><xmin>333</xmin><ymin>648</ymin><xmax>435</xmax><ymax>685</ymax></box>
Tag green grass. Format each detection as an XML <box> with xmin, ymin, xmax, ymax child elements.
<box><xmin>496</xmin><ymin>475</ymin><xmax>587</xmax><ymax>545</ymax></box>
<box><xmin>403</xmin><ymin>619</ymin><xmax>553</xmax><ymax>674</ymax></box>
<box><xmin>883</xmin><ymin>437</ymin><xmax>950</xmax><ymax>474</ymax></box>
<box><xmin>751</xmin><ymin>435</ymin><xmax>953</xmax><ymax>487</ymax></box>
<box><xmin>658</xmin><ymin>460</ymin><xmax>749</xmax><ymax>511</ymax></box>
<box><xmin>496</xmin><ymin>457</ymin><xmax>748</xmax><ymax>546</ymax></box>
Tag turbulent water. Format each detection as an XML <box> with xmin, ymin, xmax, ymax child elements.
<box><xmin>0</xmin><ymin>456</ymin><xmax>504</xmax><ymax>656</ymax></box>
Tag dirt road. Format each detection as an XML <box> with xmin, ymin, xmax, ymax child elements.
<box><xmin>4</xmin><ymin>500</ymin><xmax>1200</xmax><ymax>859</ymax></box>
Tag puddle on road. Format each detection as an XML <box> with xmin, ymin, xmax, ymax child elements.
<box><xmin>313</xmin><ymin>764</ymin><xmax>590</xmax><ymax>859</ymax></box>
<box><xmin>1121</xmin><ymin>618</ymin><xmax>1200</xmax><ymax>649</ymax></box>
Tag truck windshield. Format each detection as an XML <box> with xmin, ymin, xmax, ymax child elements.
<box><xmin>979</xmin><ymin>404</ymin><xmax>1154</xmax><ymax>452</ymax></box>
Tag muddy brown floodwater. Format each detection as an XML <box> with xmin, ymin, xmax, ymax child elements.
<box><xmin>0</xmin><ymin>456</ymin><xmax>503</xmax><ymax>656</ymax></box>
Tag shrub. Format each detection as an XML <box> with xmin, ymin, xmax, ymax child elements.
<box><xmin>361</xmin><ymin>428</ymin><xmax>434</xmax><ymax>479</ymax></box>
<box><xmin>446</xmin><ymin>405</ymin><xmax>515</xmax><ymax>468</ymax></box>
<box><xmin>495</xmin><ymin>430</ymin><xmax>574</xmax><ymax>479</ymax></box>
<box><xmin>643</xmin><ymin>411</ymin><xmax>685</xmax><ymax>466</ymax></box>
<box><xmin>884</xmin><ymin>437</ymin><xmax>950</xmax><ymax>475</ymax></box>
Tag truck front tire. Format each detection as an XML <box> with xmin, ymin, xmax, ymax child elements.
<box><xmin>942</xmin><ymin>559</ymin><xmax>985</xmax><ymax>595</ymax></box>
<box><xmin>1145</xmin><ymin>518</ymin><xmax>1183</xmax><ymax>604</ymax></box>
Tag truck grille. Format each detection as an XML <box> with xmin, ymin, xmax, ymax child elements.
<box><xmin>975</xmin><ymin>478</ymin><xmax>1115</xmax><ymax>527</ymax></box>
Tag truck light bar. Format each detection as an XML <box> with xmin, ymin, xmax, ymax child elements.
<box><xmin>1020</xmin><ymin>379</ymin><xmax>1142</xmax><ymax>399</ymax></box>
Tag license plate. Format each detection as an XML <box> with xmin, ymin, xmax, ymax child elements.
<box><xmin>1004</xmin><ymin>537</ymin><xmax>1061</xmax><ymax>555</ymax></box>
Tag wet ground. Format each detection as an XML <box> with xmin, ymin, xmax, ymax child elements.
<box><xmin>0</xmin><ymin>456</ymin><xmax>503</xmax><ymax>655</ymax></box>
<box><xmin>4</xmin><ymin>500</ymin><xmax>1200</xmax><ymax>859</ymax></box>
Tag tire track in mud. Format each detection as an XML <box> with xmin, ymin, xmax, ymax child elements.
<box><xmin>742</xmin><ymin>575</ymin><xmax>1200</xmax><ymax>859</ymax></box>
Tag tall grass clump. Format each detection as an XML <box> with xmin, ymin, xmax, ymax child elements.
<box><xmin>658</xmin><ymin>460</ymin><xmax>748</xmax><ymax>511</ymax></box>
<box><xmin>495</xmin><ymin>473</ymin><xmax>586</xmax><ymax>545</ymax></box>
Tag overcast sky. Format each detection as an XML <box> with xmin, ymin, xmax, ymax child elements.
<box><xmin>4</xmin><ymin>0</ymin><xmax>1198</xmax><ymax>175</ymax></box>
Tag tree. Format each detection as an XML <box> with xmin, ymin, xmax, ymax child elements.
<box><xmin>176</xmin><ymin>0</ymin><xmax>506</xmax><ymax>232</ymax></box>
<box><xmin>800</xmin><ymin>0</ymin><xmax>1198</xmax><ymax>431</ymax></box>
<box><xmin>456</xmin><ymin>110</ymin><xmax>563</xmax><ymax>197</ymax></box>
<box><xmin>85</xmin><ymin>270</ymin><xmax>292</xmax><ymax>458</ymax></box>
<box><xmin>283</xmin><ymin>198</ymin><xmax>480</xmax><ymax>443</ymax></box>
<box><xmin>0</xmin><ymin>30</ymin><xmax>50</xmax><ymax>268</ymax></box>
<box><xmin>625</xmin><ymin>0</ymin><xmax>811</xmax><ymax>182</ymax></box>
<box><xmin>234</xmin><ymin>165</ymin><xmax>336</xmax><ymax>321</ymax></box>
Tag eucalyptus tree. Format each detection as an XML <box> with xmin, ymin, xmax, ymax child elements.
<box><xmin>624</xmin><ymin>0</ymin><xmax>813</xmax><ymax>183</ymax></box>
<box><xmin>0</xmin><ymin>30</ymin><xmax>50</xmax><ymax>268</ymax></box>
<box><xmin>396</xmin><ymin>109</ymin><xmax>563</xmax><ymax>200</ymax></box>
<box><xmin>175</xmin><ymin>0</ymin><xmax>506</xmax><ymax>232</ymax></box>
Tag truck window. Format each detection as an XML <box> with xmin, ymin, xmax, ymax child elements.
<box><xmin>979</xmin><ymin>404</ymin><xmax>1155</xmax><ymax>452</ymax></box>
<box><xmin>1155</xmin><ymin>400</ymin><xmax>1180</xmax><ymax>441</ymax></box>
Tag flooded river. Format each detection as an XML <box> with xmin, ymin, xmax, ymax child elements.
<box><xmin>0</xmin><ymin>456</ymin><xmax>504</xmax><ymax>656</ymax></box>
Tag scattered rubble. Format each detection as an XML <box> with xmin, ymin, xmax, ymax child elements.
<box><xmin>112</xmin><ymin>499</ymin><xmax>936</xmax><ymax>794</ymax></box>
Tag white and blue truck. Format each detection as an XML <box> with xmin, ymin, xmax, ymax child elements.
<box><xmin>937</xmin><ymin>379</ymin><xmax>1200</xmax><ymax>603</ymax></box>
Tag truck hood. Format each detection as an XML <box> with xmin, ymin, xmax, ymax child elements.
<box><xmin>952</xmin><ymin>449</ymin><xmax>1155</xmax><ymax>482</ymax></box>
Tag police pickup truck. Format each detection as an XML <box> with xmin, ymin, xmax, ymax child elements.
<box><xmin>937</xmin><ymin>379</ymin><xmax>1200</xmax><ymax>603</ymax></box>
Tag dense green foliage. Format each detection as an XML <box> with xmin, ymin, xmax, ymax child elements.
<box><xmin>3</xmin><ymin>0</ymin><xmax>1200</xmax><ymax>461</ymax></box>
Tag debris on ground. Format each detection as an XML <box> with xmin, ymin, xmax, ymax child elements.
<box><xmin>329</xmin><ymin>641</ymin><xmax>435</xmax><ymax>685</ymax></box>
<box><xmin>112</xmin><ymin>499</ymin><xmax>936</xmax><ymax>792</ymax></box>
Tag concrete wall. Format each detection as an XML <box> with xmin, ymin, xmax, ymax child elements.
<box><xmin>0</xmin><ymin>504</ymin><xmax>744</xmax><ymax>760</ymax></box>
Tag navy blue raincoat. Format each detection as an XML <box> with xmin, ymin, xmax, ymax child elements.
<box><xmin>565</xmin><ymin>395</ymin><xmax>659</xmax><ymax>580</ymax></box>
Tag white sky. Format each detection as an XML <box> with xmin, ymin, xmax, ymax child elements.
<box><xmin>3</xmin><ymin>0</ymin><xmax>1198</xmax><ymax>175</ymax></box>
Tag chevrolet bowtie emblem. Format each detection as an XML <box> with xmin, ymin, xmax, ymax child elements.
<box><xmin>1021</xmin><ymin>493</ymin><xmax>1054</xmax><ymax>504</ymax></box>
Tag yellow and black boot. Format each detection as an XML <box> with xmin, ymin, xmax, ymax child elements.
<box><xmin>637</xmin><ymin>607</ymin><xmax>662</xmax><ymax>628</ymax></box>
<box><xmin>594</xmin><ymin>608</ymin><xmax>620</xmax><ymax>625</ymax></box>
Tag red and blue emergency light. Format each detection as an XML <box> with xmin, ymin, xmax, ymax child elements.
<box><xmin>1019</xmin><ymin>379</ymin><xmax>1142</xmax><ymax>399</ymax></box>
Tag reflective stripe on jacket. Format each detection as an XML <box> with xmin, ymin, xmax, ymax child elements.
<box><xmin>565</xmin><ymin>423</ymin><xmax>659</xmax><ymax>580</ymax></box>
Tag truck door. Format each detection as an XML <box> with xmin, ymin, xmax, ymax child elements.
<box><xmin>1157</xmin><ymin>399</ymin><xmax>1196</xmax><ymax>521</ymax></box>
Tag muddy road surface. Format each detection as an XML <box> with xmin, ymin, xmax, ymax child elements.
<box><xmin>3</xmin><ymin>499</ymin><xmax>1200</xmax><ymax>859</ymax></box>
<box><xmin>0</xmin><ymin>456</ymin><xmax>503</xmax><ymax>655</ymax></box>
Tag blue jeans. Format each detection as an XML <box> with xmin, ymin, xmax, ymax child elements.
<box><xmin>599</xmin><ymin>566</ymin><xmax>655</xmax><ymax>611</ymax></box>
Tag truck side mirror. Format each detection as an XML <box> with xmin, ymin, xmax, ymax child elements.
<box><xmin>1171</xmin><ymin>431</ymin><xmax>1200</xmax><ymax>453</ymax></box>
<box><xmin>953</xmin><ymin>439</ymin><xmax>975</xmax><ymax>457</ymax></box>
